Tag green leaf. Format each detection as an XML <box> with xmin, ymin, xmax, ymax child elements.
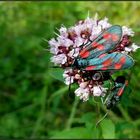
<box><xmin>49</xmin><ymin>68</ymin><xmax>64</xmax><ymax>82</ymax></box>
<box><xmin>80</xmin><ymin>112</ymin><xmax>96</xmax><ymax>129</ymax></box>
<box><xmin>116</xmin><ymin>121</ymin><xmax>135</xmax><ymax>138</ymax></box>
<box><xmin>100</xmin><ymin>119</ymin><xmax>115</xmax><ymax>139</ymax></box>
<box><xmin>50</xmin><ymin>127</ymin><xmax>92</xmax><ymax>139</ymax></box>
<box><xmin>103</xmin><ymin>80</ymin><xmax>111</xmax><ymax>88</ymax></box>
<box><xmin>80</xmin><ymin>112</ymin><xmax>95</xmax><ymax>123</ymax></box>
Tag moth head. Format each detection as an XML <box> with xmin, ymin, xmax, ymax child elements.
<box><xmin>115</xmin><ymin>76</ymin><xmax>125</xmax><ymax>84</ymax></box>
<box><xmin>92</xmin><ymin>72</ymin><xmax>102</xmax><ymax>80</ymax></box>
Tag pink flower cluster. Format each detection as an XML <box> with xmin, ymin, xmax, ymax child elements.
<box><xmin>49</xmin><ymin>14</ymin><xmax>139</xmax><ymax>101</ymax></box>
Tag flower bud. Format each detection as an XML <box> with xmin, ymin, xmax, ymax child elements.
<box><xmin>75</xmin><ymin>74</ymin><xmax>81</xmax><ymax>79</ymax></box>
<box><xmin>80</xmin><ymin>82</ymin><xmax>88</xmax><ymax>88</ymax></box>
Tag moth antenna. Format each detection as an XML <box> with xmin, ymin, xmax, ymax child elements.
<box><xmin>95</xmin><ymin>111</ymin><xmax>109</xmax><ymax>128</ymax></box>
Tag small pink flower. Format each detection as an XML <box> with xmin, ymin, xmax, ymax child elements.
<box><xmin>75</xmin><ymin>87</ymin><xmax>90</xmax><ymax>101</ymax></box>
<box><xmin>57</xmin><ymin>36</ymin><xmax>73</xmax><ymax>47</ymax></box>
<box><xmin>79</xmin><ymin>82</ymin><xmax>88</xmax><ymax>88</ymax></box>
<box><xmin>92</xmin><ymin>85</ymin><xmax>108</xmax><ymax>96</ymax></box>
<box><xmin>50</xmin><ymin>46</ymin><xmax>59</xmax><ymax>55</ymax></box>
<box><xmin>51</xmin><ymin>54</ymin><xmax>67</xmax><ymax>65</ymax></box>
<box><xmin>122</xmin><ymin>26</ymin><xmax>134</xmax><ymax>36</ymax></box>
<box><xmin>63</xmin><ymin>69</ymin><xmax>74</xmax><ymax>85</ymax></box>
<box><xmin>59</xmin><ymin>26</ymin><xmax>68</xmax><ymax>37</ymax></box>
<box><xmin>74</xmin><ymin>37</ymin><xmax>85</xmax><ymax>47</ymax></box>
<box><xmin>74</xmin><ymin>25</ymin><xmax>84</xmax><ymax>37</ymax></box>
<box><xmin>130</xmin><ymin>43</ymin><xmax>140</xmax><ymax>52</ymax></box>
<box><xmin>98</xmin><ymin>17</ymin><xmax>111</xmax><ymax>29</ymax></box>
<box><xmin>49</xmin><ymin>38</ymin><xmax>59</xmax><ymax>47</ymax></box>
<box><xmin>124</xmin><ymin>47</ymin><xmax>132</xmax><ymax>52</ymax></box>
<box><xmin>90</xmin><ymin>25</ymin><xmax>102</xmax><ymax>40</ymax></box>
<box><xmin>68</xmin><ymin>48</ymin><xmax>80</xmax><ymax>58</ymax></box>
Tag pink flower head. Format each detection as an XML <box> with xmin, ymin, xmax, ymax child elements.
<box><xmin>49</xmin><ymin>14</ymin><xmax>138</xmax><ymax>101</ymax></box>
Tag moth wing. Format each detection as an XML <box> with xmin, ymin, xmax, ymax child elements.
<box><xmin>79</xmin><ymin>25</ymin><xmax>122</xmax><ymax>59</ymax></box>
<box><xmin>84</xmin><ymin>52</ymin><xmax>134</xmax><ymax>71</ymax></box>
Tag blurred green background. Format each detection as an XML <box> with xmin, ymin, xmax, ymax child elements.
<box><xmin>0</xmin><ymin>1</ymin><xmax>140</xmax><ymax>139</ymax></box>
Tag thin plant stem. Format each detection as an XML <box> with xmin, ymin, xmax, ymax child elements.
<box><xmin>31</xmin><ymin>71</ymin><xmax>49</xmax><ymax>138</ymax></box>
<box><xmin>66</xmin><ymin>97</ymin><xmax>79</xmax><ymax>130</ymax></box>
<box><xmin>118</xmin><ymin>105</ymin><xmax>132</xmax><ymax>122</ymax></box>
<box><xmin>48</xmin><ymin>86</ymin><xmax>75</xmax><ymax>106</ymax></box>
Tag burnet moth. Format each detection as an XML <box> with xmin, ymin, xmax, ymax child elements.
<box><xmin>71</xmin><ymin>25</ymin><xmax>134</xmax><ymax>108</ymax></box>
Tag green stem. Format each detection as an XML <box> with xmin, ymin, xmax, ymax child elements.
<box><xmin>31</xmin><ymin>87</ymin><xmax>47</xmax><ymax>138</ymax></box>
<box><xmin>133</xmin><ymin>119</ymin><xmax>140</xmax><ymax>126</ymax></box>
<box><xmin>118</xmin><ymin>105</ymin><xmax>132</xmax><ymax>122</ymax></box>
<box><xmin>1</xmin><ymin>103</ymin><xmax>37</xmax><ymax>117</ymax></box>
<box><xmin>47</xmin><ymin>86</ymin><xmax>73</xmax><ymax>106</ymax></box>
<box><xmin>31</xmin><ymin>72</ymin><xmax>49</xmax><ymax>138</ymax></box>
<box><xmin>95</xmin><ymin>102</ymin><xmax>101</xmax><ymax>125</ymax></box>
<box><xmin>100</xmin><ymin>105</ymin><xmax>122</xmax><ymax>122</ymax></box>
<box><xmin>66</xmin><ymin>97</ymin><xmax>79</xmax><ymax>130</ymax></box>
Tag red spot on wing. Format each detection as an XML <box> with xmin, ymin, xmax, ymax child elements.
<box><xmin>103</xmin><ymin>58</ymin><xmax>112</xmax><ymax>67</ymax></box>
<box><xmin>97</xmin><ymin>45</ymin><xmax>105</xmax><ymax>50</ymax></box>
<box><xmin>79</xmin><ymin>49</ymin><xmax>90</xmax><ymax>59</ymax></box>
<box><xmin>92</xmin><ymin>42</ymin><xmax>98</xmax><ymax>48</ymax></box>
<box><xmin>111</xmin><ymin>34</ymin><xmax>119</xmax><ymax>42</ymax></box>
<box><xmin>114</xmin><ymin>56</ymin><xmax>126</xmax><ymax>69</ymax></box>
<box><xmin>101</xmin><ymin>67</ymin><xmax>108</xmax><ymax>70</ymax></box>
<box><xmin>99</xmin><ymin>53</ymin><xmax>106</xmax><ymax>58</ymax></box>
<box><xmin>114</xmin><ymin>63</ymin><xmax>122</xmax><ymax>69</ymax></box>
<box><xmin>120</xmin><ymin>56</ymin><xmax>126</xmax><ymax>64</ymax></box>
<box><xmin>79</xmin><ymin>49</ymin><xmax>86</xmax><ymax>55</ymax></box>
<box><xmin>92</xmin><ymin>42</ymin><xmax>105</xmax><ymax>50</ymax></box>
<box><xmin>103</xmin><ymin>33</ymin><xmax>119</xmax><ymax>42</ymax></box>
<box><xmin>103</xmin><ymin>33</ymin><xmax>112</xmax><ymax>40</ymax></box>
<box><xmin>85</xmin><ymin>65</ymin><xmax>96</xmax><ymax>70</ymax></box>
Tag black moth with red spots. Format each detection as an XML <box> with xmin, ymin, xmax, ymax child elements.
<box><xmin>70</xmin><ymin>25</ymin><xmax>134</xmax><ymax>108</ymax></box>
